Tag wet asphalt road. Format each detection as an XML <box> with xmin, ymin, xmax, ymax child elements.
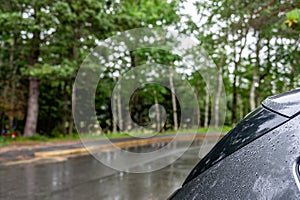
<box><xmin>0</xmin><ymin>140</ymin><xmax>213</xmax><ymax>200</ymax></box>
<box><xmin>0</xmin><ymin>134</ymin><xmax>212</xmax><ymax>161</ymax></box>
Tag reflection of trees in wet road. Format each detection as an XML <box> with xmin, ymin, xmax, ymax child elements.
<box><xmin>0</xmin><ymin>140</ymin><xmax>210</xmax><ymax>200</ymax></box>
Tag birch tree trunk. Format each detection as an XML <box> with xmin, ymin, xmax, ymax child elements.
<box><xmin>112</xmin><ymin>76</ymin><xmax>118</xmax><ymax>133</ymax></box>
<box><xmin>117</xmin><ymin>82</ymin><xmax>123</xmax><ymax>131</ymax></box>
<box><xmin>153</xmin><ymin>90</ymin><xmax>161</xmax><ymax>132</ymax></box>
<box><xmin>112</xmin><ymin>94</ymin><xmax>118</xmax><ymax>133</ymax></box>
<box><xmin>231</xmin><ymin>28</ymin><xmax>249</xmax><ymax>124</ymax></box>
<box><xmin>196</xmin><ymin>95</ymin><xmax>201</xmax><ymax>128</ymax></box>
<box><xmin>169</xmin><ymin>67</ymin><xmax>178</xmax><ymax>131</ymax></box>
<box><xmin>250</xmin><ymin>71</ymin><xmax>258</xmax><ymax>111</ymax></box>
<box><xmin>194</xmin><ymin>81</ymin><xmax>201</xmax><ymax>127</ymax></box>
<box><xmin>231</xmin><ymin>71</ymin><xmax>237</xmax><ymax>124</ymax></box>
<box><xmin>250</xmin><ymin>32</ymin><xmax>261</xmax><ymax>111</ymax></box>
<box><xmin>212</xmin><ymin>57</ymin><xmax>224</xmax><ymax>127</ymax></box>
<box><xmin>204</xmin><ymin>81</ymin><xmax>210</xmax><ymax>128</ymax></box>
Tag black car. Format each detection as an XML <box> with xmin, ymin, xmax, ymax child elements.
<box><xmin>169</xmin><ymin>89</ymin><xmax>300</xmax><ymax>199</ymax></box>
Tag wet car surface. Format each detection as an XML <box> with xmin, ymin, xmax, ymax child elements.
<box><xmin>170</xmin><ymin>89</ymin><xmax>300</xmax><ymax>199</ymax></box>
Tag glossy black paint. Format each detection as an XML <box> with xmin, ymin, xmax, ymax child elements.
<box><xmin>183</xmin><ymin>106</ymin><xmax>289</xmax><ymax>185</ymax></box>
<box><xmin>172</xmin><ymin>114</ymin><xmax>300</xmax><ymax>199</ymax></box>
<box><xmin>263</xmin><ymin>89</ymin><xmax>300</xmax><ymax>118</ymax></box>
<box><xmin>170</xmin><ymin>89</ymin><xmax>300</xmax><ymax>199</ymax></box>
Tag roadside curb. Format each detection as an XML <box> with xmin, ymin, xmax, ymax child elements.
<box><xmin>34</xmin><ymin>134</ymin><xmax>225</xmax><ymax>158</ymax></box>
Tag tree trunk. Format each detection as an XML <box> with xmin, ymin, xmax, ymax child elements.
<box><xmin>23</xmin><ymin>7</ymin><xmax>40</xmax><ymax>137</ymax></box>
<box><xmin>231</xmin><ymin>28</ymin><xmax>249</xmax><ymax>124</ymax></box>
<box><xmin>112</xmin><ymin>80</ymin><xmax>117</xmax><ymax>133</ymax></box>
<box><xmin>231</xmin><ymin>67</ymin><xmax>237</xmax><ymax>124</ymax></box>
<box><xmin>8</xmin><ymin>37</ymin><xmax>16</xmax><ymax>130</ymax></box>
<box><xmin>125</xmin><ymin>105</ymin><xmax>132</xmax><ymax>131</ymax></box>
<box><xmin>24</xmin><ymin>77</ymin><xmax>40</xmax><ymax>137</ymax></box>
<box><xmin>196</xmin><ymin>95</ymin><xmax>201</xmax><ymax>128</ymax></box>
<box><xmin>68</xmin><ymin>116</ymin><xmax>74</xmax><ymax>134</ymax></box>
<box><xmin>62</xmin><ymin>81</ymin><xmax>68</xmax><ymax>135</ymax></box>
<box><xmin>153</xmin><ymin>90</ymin><xmax>161</xmax><ymax>132</ymax></box>
<box><xmin>238</xmin><ymin>94</ymin><xmax>244</xmax><ymax>120</ymax></box>
<box><xmin>193</xmin><ymin>80</ymin><xmax>201</xmax><ymax>127</ymax></box>
<box><xmin>204</xmin><ymin>81</ymin><xmax>210</xmax><ymax>128</ymax></box>
<box><xmin>117</xmin><ymin>82</ymin><xmax>123</xmax><ymax>131</ymax></box>
<box><xmin>169</xmin><ymin>67</ymin><xmax>178</xmax><ymax>131</ymax></box>
<box><xmin>250</xmin><ymin>70</ymin><xmax>258</xmax><ymax>110</ymax></box>
<box><xmin>0</xmin><ymin>112</ymin><xmax>4</xmax><ymax>133</ymax></box>
<box><xmin>212</xmin><ymin>57</ymin><xmax>224</xmax><ymax>127</ymax></box>
<box><xmin>68</xmin><ymin>29</ymin><xmax>78</xmax><ymax>134</ymax></box>
<box><xmin>250</xmin><ymin>32</ymin><xmax>261</xmax><ymax>111</ymax></box>
<box><xmin>69</xmin><ymin>82</ymin><xmax>75</xmax><ymax>134</ymax></box>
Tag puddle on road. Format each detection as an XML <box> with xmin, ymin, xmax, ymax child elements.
<box><xmin>0</xmin><ymin>140</ymin><xmax>206</xmax><ymax>200</ymax></box>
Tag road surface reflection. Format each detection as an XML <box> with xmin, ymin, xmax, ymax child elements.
<box><xmin>0</xmin><ymin>140</ymin><xmax>212</xmax><ymax>200</ymax></box>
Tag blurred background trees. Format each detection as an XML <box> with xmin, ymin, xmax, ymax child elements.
<box><xmin>0</xmin><ymin>0</ymin><xmax>299</xmax><ymax>137</ymax></box>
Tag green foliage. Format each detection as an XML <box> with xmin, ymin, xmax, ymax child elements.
<box><xmin>0</xmin><ymin>0</ymin><xmax>182</xmax><ymax>136</ymax></box>
<box><xmin>285</xmin><ymin>8</ymin><xmax>300</xmax><ymax>30</ymax></box>
<box><xmin>0</xmin><ymin>136</ymin><xmax>10</xmax><ymax>146</ymax></box>
<box><xmin>1</xmin><ymin>0</ymin><xmax>300</xmax><ymax>138</ymax></box>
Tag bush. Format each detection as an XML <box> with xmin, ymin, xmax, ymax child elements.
<box><xmin>0</xmin><ymin>136</ymin><xmax>9</xmax><ymax>146</ymax></box>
